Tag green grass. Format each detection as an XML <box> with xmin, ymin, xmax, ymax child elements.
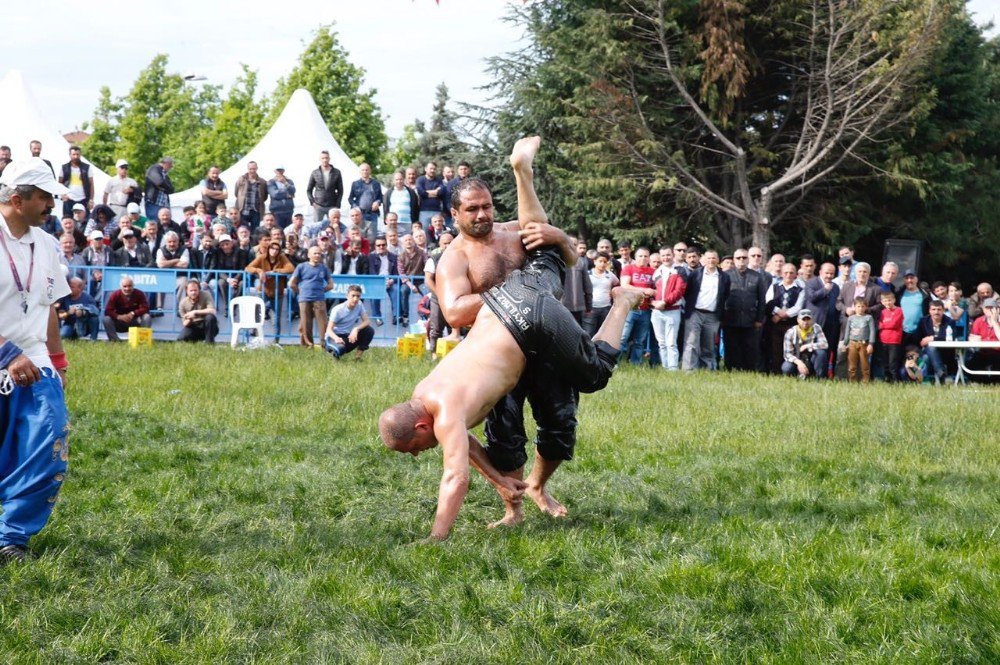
<box><xmin>1</xmin><ymin>341</ymin><xmax>998</xmax><ymax>663</ymax></box>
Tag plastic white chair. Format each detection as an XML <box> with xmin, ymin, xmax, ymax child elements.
<box><xmin>229</xmin><ymin>296</ymin><xmax>266</xmax><ymax>348</ymax></box>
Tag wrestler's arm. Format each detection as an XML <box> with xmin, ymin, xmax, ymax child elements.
<box><xmin>437</xmin><ymin>251</ymin><xmax>483</xmax><ymax>329</ymax></box>
<box><xmin>46</xmin><ymin>306</ymin><xmax>67</xmax><ymax>387</ymax></box>
<box><xmin>429</xmin><ymin>414</ymin><xmax>471</xmax><ymax>541</ymax></box>
<box><xmin>467</xmin><ymin>433</ymin><xmax>526</xmax><ymax>504</ymax></box>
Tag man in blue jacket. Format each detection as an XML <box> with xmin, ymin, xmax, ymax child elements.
<box><xmin>367</xmin><ymin>235</ymin><xmax>398</xmax><ymax>325</ymax></box>
<box><xmin>267</xmin><ymin>167</ymin><xmax>296</xmax><ymax>229</ymax></box>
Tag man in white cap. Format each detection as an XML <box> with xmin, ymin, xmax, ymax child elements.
<box><xmin>103</xmin><ymin>159</ymin><xmax>138</xmax><ymax>220</ymax></box>
<box><xmin>0</xmin><ymin>158</ymin><xmax>73</xmax><ymax>564</ymax></box>
<box><xmin>125</xmin><ymin>201</ymin><xmax>148</xmax><ymax>230</ymax></box>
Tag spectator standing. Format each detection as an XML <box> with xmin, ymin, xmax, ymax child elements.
<box><xmin>839</xmin><ymin>298</ymin><xmax>876</xmax><ymax>383</ymax></box>
<box><xmin>324</xmin><ymin>285</ymin><xmax>375</xmax><ymax>360</ymax></box>
<box><xmin>764</xmin><ymin>263</ymin><xmax>804</xmax><ymax>374</ymax></box>
<box><xmin>385</xmin><ymin>171</ymin><xmax>419</xmax><ymax>228</ymax></box>
<box><xmin>199</xmin><ymin>166</ymin><xmax>228</xmax><ymax>218</ymax></box>
<box><xmin>177</xmin><ymin>281</ymin><xmax>219</xmax><ymax>344</ymax></box>
<box><xmin>143</xmin><ymin>157</ymin><xmax>174</xmax><ymax>222</ymax></box>
<box><xmin>415</xmin><ymin>161</ymin><xmax>444</xmax><ymax>229</ymax></box>
<box><xmin>620</xmin><ymin>247</ymin><xmax>656</xmax><ymax>364</ymax></box>
<box><xmin>804</xmin><ymin>262</ymin><xmax>840</xmax><ymax>377</ymax></box>
<box><xmin>57</xmin><ymin>146</ymin><xmax>94</xmax><ymax>218</ymax></box>
<box><xmin>650</xmin><ymin>250</ymin><xmax>686</xmax><ymax>370</ymax></box>
<box><xmin>396</xmin><ymin>233</ymin><xmax>427</xmax><ymax>326</ymax></box>
<box><xmin>585</xmin><ymin>252</ymin><xmax>620</xmax><ymax>337</ymax></box>
<box><xmin>722</xmin><ymin>248</ymin><xmax>768</xmax><ymax>371</ymax></box>
<box><xmin>267</xmin><ymin>167</ymin><xmax>296</xmax><ymax>229</ymax></box>
<box><xmin>348</xmin><ymin>163</ymin><xmax>382</xmax><ymax>241</ymax></box>
<box><xmin>898</xmin><ymin>269</ymin><xmax>930</xmax><ymax>346</ymax></box>
<box><xmin>306</xmin><ymin>151</ymin><xmax>343</xmax><ymax>223</ymax></box>
<box><xmin>681</xmin><ymin>250</ymin><xmax>730</xmax><ymax>370</ymax></box>
<box><xmin>289</xmin><ymin>246</ymin><xmax>334</xmax><ymax>348</ymax></box>
<box><xmin>102</xmin><ymin>159</ymin><xmax>138</xmax><ymax>219</ymax></box>
<box><xmin>561</xmin><ymin>244</ymin><xmax>593</xmax><ymax>327</ymax></box>
<box><xmin>367</xmin><ymin>235</ymin><xmax>399</xmax><ymax>325</ymax></box>
<box><xmin>234</xmin><ymin>162</ymin><xmax>268</xmax><ymax>232</ymax></box>
<box><xmin>877</xmin><ymin>290</ymin><xmax>904</xmax><ymax>382</ymax></box>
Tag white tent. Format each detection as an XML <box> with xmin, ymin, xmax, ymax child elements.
<box><xmin>0</xmin><ymin>69</ymin><xmax>112</xmax><ymax>202</ymax></box>
<box><xmin>171</xmin><ymin>88</ymin><xmax>361</xmax><ymax>223</ymax></box>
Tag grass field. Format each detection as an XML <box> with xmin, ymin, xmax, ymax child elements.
<box><xmin>1</xmin><ymin>341</ymin><xmax>997</xmax><ymax>663</ymax></box>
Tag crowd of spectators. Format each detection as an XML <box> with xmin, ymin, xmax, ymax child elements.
<box><xmin>563</xmin><ymin>240</ymin><xmax>999</xmax><ymax>385</ymax></box>
<box><xmin>9</xmin><ymin>142</ymin><xmax>996</xmax><ymax>383</ymax></box>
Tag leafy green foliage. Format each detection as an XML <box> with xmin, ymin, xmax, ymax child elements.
<box><xmin>267</xmin><ymin>25</ymin><xmax>388</xmax><ymax>172</ymax></box>
<box><xmin>1</xmin><ymin>342</ymin><xmax>996</xmax><ymax>661</ymax></box>
<box><xmin>479</xmin><ymin>0</ymin><xmax>999</xmax><ymax>277</ymax></box>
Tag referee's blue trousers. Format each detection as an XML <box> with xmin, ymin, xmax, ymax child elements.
<box><xmin>0</xmin><ymin>370</ymin><xmax>69</xmax><ymax>547</ymax></box>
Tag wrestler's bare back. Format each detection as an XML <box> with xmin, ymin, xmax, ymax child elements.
<box><xmin>411</xmin><ymin>305</ymin><xmax>526</xmax><ymax>432</ymax></box>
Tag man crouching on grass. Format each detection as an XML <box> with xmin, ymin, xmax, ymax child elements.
<box><xmin>379</xmin><ymin>248</ymin><xmax>644</xmax><ymax>541</ymax></box>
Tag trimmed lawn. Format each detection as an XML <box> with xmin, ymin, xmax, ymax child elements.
<box><xmin>1</xmin><ymin>342</ymin><xmax>997</xmax><ymax>662</ymax></box>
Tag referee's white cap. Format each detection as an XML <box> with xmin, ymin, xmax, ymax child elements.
<box><xmin>0</xmin><ymin>158</ymin><xmax>69</xmax><ymax>197</ymax></box>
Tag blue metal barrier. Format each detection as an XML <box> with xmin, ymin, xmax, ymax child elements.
<box><xmin>75</xmin><ymin>265</ymin><xmax>427</xmax><ymax>346</ymax></box>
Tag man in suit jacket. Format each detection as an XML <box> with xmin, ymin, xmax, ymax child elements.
<box><xmin>804</xmin><ymin>262</ymin><xmax>841</xmax><ymax>376</ymax></box>
<box><xmin>681</xmin><ymin>250</ymin><xmax>731</xmax><ymax>370</ymax></box>
<box><xmin>722</xmin><ymin>248</ymin><xmax>769</xmax><ymax>371</ymax></box>
<box><xmin>306</xmin><ymin>151</ymin><xmax>343</xmax><ymax>225</ymax></box>
<box><xmin>367</xmin><ymin>235</ymin><xmax>399</xmax><ymax>324</ymax></box>
<box><xmin>111</xmin><ymin>229</ymin><xmax>153</xmax><ymax>267</ymax></box>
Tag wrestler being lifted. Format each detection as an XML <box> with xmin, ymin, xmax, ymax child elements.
<box><xmin>433</xmin><ymin>136</ymin><xmax>582</xmax><ymax>525</ymax></box>
<box><xmin>379</xmin><ymin>137</ymin><xmax>645</xmax><ymax>541</ymax></box>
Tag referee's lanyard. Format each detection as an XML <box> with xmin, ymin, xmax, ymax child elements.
<box><xmin>0</xmin><ymin>230</ymin><xmax>35</xmax><ymax>315</ymax></box>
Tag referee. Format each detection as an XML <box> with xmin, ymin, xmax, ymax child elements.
<box><xmin>0</xmin><ymin>158</ymin><xmax>72</xmax><ymax>564</ymax></box>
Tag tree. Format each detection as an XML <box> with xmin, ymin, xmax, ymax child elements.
<box><xmin>268</xmin><ymin>25</ymin><xmax>388</xmax><ymax>171</ymax></box>
<box><xmin>480</xmin><ymin>0</ymin><xmax>988</xmax><ymax>257</ymax></box>
<box><xmin>409</xmin><ymin>84</ymin><xmax>467</xmax><ymax>168</ymax></box>
<box><xmin>197</xmin><ymin>65</ymin><xmax>268</xmax><ymax>175</ymax></box>
<box><xmin>82</xmin><ymin>87</ymin><xmax>121</xmax><ymax>173</ymax></box>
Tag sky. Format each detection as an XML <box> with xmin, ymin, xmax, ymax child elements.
<box><xmin>3</xmin><ymin>0</ymin><xmax>997</xmax><ymax>142</ymax></box>
<box><xmin>3</xmin><ymin>0</ymin><xmax>526</xmax><ymax>140</ymax></box>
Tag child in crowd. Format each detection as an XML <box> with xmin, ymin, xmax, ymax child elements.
<box><xmin>901</xmin><ymin>345</ymin><xmax>926</xmax><ymax>382</ymax></box>
<box><xmin>840</xmin><ymin>297</ymin><xmax>876</xmax><ymax>382</ymax></box>
<box><xmin>877</xmin><ymin>290</ymin><xmax>904</xmax><ymax>382</ymax></box>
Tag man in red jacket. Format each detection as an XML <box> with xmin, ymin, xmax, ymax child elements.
<box><xmin>102</xmin><ymin>276</ymin><xmax>151</xmax><ymax>342</ymax></box>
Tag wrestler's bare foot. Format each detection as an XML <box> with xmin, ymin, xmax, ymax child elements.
<box><xmin>611</xmin><ymin>285</ymin><xmax>646</xmax><ymax>310</ymax></box>
<box><xmin>527</xmin><ymin>483</ymin><xmax>569</xmax><ymax>518</ymax></box>
<box><xmin>488</xmin><ymin>501</ymin><xmax>524</xmax><ymax>529</ymax></box>
<box><xmin>509</xmin><ymin>136</ymin><xmax>541</xmax><ymax>173</ymax></box>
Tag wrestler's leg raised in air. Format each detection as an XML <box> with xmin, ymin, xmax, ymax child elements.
<box><xmin>509</xmin><ymin>136</ymin><xmax>547</xmax><ymax>227</ymax></box>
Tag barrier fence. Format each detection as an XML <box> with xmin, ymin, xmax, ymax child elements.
<box><xmin>66</xmin><ymin>265</ymin><xmax>427</xmax><ymax>346</ymax></box>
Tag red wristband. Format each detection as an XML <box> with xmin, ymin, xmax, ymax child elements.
<box><xmin>49</xmin><ymin>352</ymin><xmax>68</xmax><ymax>371</ymax></box>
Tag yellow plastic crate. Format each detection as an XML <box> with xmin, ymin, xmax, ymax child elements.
<box><xmin>396</xmin><ymin>336</ymin><xmax>423</xmax><ymax>358</ymax></box>
<box><xmin>128</xmin><ymin>326</ymin><xmax>153</xmax><ymax>349</ymax></box>
<box><xmin>435</xmin><ymin>338</ymin><xmax>460</xmax><ymax>358</ymax></box>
